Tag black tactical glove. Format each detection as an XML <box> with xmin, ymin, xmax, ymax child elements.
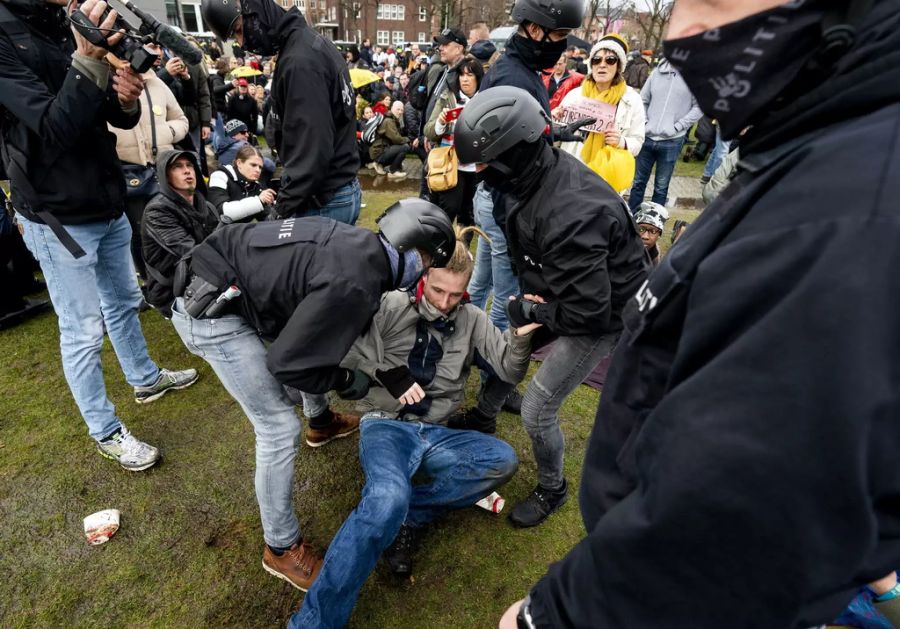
<box><xmin>375</xmin><ymin>366</ymin><xmax>417</xmax><ymax>399</ymax></box>
<box><xmin>335</xmin><ymin>368</ymin><xmax>371</xmax><ymax>400</ymax></box>
<box><xmin>553</xmin><ymin>117</ymin><xmax>597</xmax><ymax>143</ymax></box>
<box><xmin>505</xmin><ymin>297</ymin><xmax>540</xmax><ymax>329</ymax></box>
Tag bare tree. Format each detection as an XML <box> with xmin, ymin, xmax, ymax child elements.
<box><xmin>582</xmin><ymin>0</ymin><xmax>632</xmax><ymax>42</ymax></box>
<box><xmin>630</xmin><ymin>0</ymin><xmax>672</xmax><ymax>51</ymax></box>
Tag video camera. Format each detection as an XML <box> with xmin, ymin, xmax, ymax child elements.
<box><xmin>69</xmin><ymin>0</ymin><xmax>202</xmax><ymax>74</ymax></box>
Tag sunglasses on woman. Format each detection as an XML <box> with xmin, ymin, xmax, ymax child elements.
<box><xmin>591</xmin><ymin>55</ymin><xmax>619</xmax><ymax>66</ymax></box>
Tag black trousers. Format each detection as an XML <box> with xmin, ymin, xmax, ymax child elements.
<box><xmin>377</xmin><ymin>144</ymin><xmax>410</xmax><ymax>173</ymax></box>
<box><xmin>430</xmin><ymin>169</ymin><xmax>477</xmax><ymax>226</ymax></box>
<box><xmin>124</xmin><ymin>195</ymin><xmax>150</xmax><ymax>279</ymax></box>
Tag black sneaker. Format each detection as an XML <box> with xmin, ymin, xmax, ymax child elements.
<box><xmin>446</xmin><ymin>407</ymin><xmax>496</xmax><ymax>434</ymax></box>
<box><xmin>383</xmin><ymin>524</ymin><xmax>417</xmax><ymax>576</ymax></box>
<box><xmin>501</xmin><ymin>389</ymin><xmax>523</xmax><ymax>415</ymax></box>
<box><xmin>508</xmin><ymin>480</ymin><xmax>569</xmax><ymax>528</ymax></box>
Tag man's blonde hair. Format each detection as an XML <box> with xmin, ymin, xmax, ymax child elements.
<box><xmin>443</xmin><ymin>224</ymin><xmax>490</xmax><ymax>279</ymax></box>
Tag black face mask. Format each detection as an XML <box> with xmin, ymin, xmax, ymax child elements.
<box><xmin>242</xmin><ymin>13</ymin><xmax>277</xmax><ymax>56</ymax></box>
<box><xmin>508</xmin><ymin>31</ymin><xmax>568</xmax><ymax>73</ymax></box>
<box><xmin>662</xmin><ymin>0</ymin><xmax>825</xmax><ymax>139</ymax></box>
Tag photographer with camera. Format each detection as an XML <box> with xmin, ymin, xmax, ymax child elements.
<box><xmin>0</xmin><ymin>0</ymin><xmax>199</xmax><ymax>471</ymax></box>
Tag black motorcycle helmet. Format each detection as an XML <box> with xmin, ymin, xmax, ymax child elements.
<box><xmin>377</xmin><ymin>199</ymin><xmax>455</xmax><ymax>268</ymax></box>
<box><xmin>454</xmin><ymin>86</ymin><xmax>549</xmax><ymax>165</ymax></box>
<box><xmin>201</xmin><ymin>0</ymin><xmax>241</xmax><ymax>42</ymax></box>
<box><xmin>511</xmin><ymin>0</ymin><xmax>584</xmax><ymax>30</ymax></box>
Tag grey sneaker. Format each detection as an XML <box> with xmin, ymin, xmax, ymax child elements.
<box><xmin>97</xmin><ymin>427</ymin><xmax>160</xmax><ymax>471</ymax></box>
<box><xmin>134</xmin><ymin>368</ymin><xmax>199</xmax><ymax>404</ymax></box>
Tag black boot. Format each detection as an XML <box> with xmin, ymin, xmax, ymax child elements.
<box><xmin>383</xmin><ymin>524</ymin><xmax>417</xmax><ymax>576</ymax></box>
<box><xmin>501</xmin><ymin>389</ymin><xmax>523</xmax><ymax>415</ymax></box>
<box><xmin>446</xmin><ymin>407</ymin><xmax>496</xmax><ymax>434</ymax></box>
<box><xmin>508</xmin><ymin>479</ymin><xmax>569</xmax><ymax>528</ymax></box>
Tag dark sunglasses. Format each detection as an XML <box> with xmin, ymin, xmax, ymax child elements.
<box><xmin>591</xmin><ymin>55</ymin><xmax>619</xmax><ymax>66</ymax></box>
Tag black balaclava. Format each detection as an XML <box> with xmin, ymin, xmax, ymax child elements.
<box><xmin>480</xmin><ymin>139</ymin><xmax>550</xmax><ymax>197</ymax></box>
<box><xmin>662</xmin><ymin>0</ymin><xmax>827</xmax><ymax>140</ymax></box>
<box><xmin>506</xmin><ymin>25</ymin><xmax>569</xmax><ymax>72</ymax></box>
<box><xmin>240</xmin><ymin>0</ymin><xmax>286</xmax><ymax>56</ymax></box>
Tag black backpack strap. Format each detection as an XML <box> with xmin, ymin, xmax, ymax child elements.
<box><xmin>145</xmin><ymin>84</ymin><xmax>157</xmax><ymax>163</ymax></box>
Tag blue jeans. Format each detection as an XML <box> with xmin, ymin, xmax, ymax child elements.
<box><xmin>303</xmin><ymin>178</ymin><xmax>362</xmax><ymax>226</ymax></box>
<box><xmin>467</xmin><ymin>183</ymin><xmax>519</xmax><ymax>332</ymax></box>
<box><xmin>702</xmin><ymin>128</ymin><xmax>731</xmax><ymax>179</ymax></box>
<box><xmin>522</xmin><ymin>332</ymin><xmax>619</xmax><ymax>489</ymax></box>
<box><xmin>169</xmin><ymin>298</ymin><xmax>328</xmax><ymax>548</ymax></box>
<box><xmin>19</xmin><ymin>214</ymin><xmax>160</xmax><ymax>441</ymax></box>
<box><xmin>627</xmin><ymin>137</ymin><xmax>686</xmax><ymax>212</ymax></box>
<box><xmin>290</xmin><ymin>414</ymin><xmax>518</xmax><ymax>629</ymax></box>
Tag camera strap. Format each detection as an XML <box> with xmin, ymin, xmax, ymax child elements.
<box><xmin>145</xmin><ymin>83</ymin><xmax>157</xmax><ymax>163</ymax></box>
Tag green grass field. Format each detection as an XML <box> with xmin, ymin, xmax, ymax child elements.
<box><xmin>0</xmin><ymin>191</ymin><xmax>699</xmax><ymax>628</ymax></box>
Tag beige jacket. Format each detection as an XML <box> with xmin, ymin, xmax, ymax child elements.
<box><xmin>109</xmin><ymin>71</ymin><xmax>189</xmax><ymax>166</ymax></box>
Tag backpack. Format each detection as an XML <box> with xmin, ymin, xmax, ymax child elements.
<box><xmin>361</xmin><ymin>113</ymin><xmax>383</xmax><ymax>146</ymax></box>
<box><xmin>406</xmin><ymin>69</ymin><xmax>430</xmax><ymax>112</ymax></box>
<box><xmin>426</xmin><ymin>145</ymin><xmax>458</xmax><ymax>193</ymax></box>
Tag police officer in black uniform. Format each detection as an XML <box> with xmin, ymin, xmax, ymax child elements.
<box><xmin>455</xmin><ymin>86</ymin><xmax>648</xmax><ymax>529</ymax></box>
<box><xmin>168</xmin><ymin>199</ymin><xmax>454</xmax><ymax>592</ymax></box>
<box><xmin>201</xmin><ymin>0</ymin><xmax>361</xmax><ymax>224</ymax></box>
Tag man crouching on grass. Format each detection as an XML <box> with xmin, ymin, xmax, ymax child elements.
<box><xmin>289</xmin><ymin>226</ymin><xmax>540</xmax><ymax>629</ymax></box>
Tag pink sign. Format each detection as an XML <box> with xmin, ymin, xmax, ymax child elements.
<box><xmin>558</xmin><ymin>96</ymin><xmax>617</xmax><ymax>134</ymax></box>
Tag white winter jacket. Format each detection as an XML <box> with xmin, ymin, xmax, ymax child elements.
<box><xmin>558</xmin><ymin>83</ymin><xmax>646</xmax><ymax>159</ymax></box>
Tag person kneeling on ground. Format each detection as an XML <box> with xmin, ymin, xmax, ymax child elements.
<box><xmin>369</xmin><ymin>100</ymin><xmax>412</xmax><ymax>181</ymax></box>
<box><xmin>168</xmin><ymin>199</ymin><xmax>454</xmax><ymax>592</ymax></box>
<box><xmin>208</xmin><ymin>145</ymin><xmax>276</xmax><ymax>224</ymax></box>
<box><xmin>290</xmin><ymin>225</ymin><xmax>539</xmax><ymax>629</ymax></box>
<box><xmin>141</xmin><ymin>150</ymin><xmax>221</xmax><ymax>317</ymax></box>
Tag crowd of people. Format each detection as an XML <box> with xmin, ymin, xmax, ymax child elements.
<box><xmin>2</xmin><ymin>0</ymin><xmax>900</xmax><ymax>627</ymax></box>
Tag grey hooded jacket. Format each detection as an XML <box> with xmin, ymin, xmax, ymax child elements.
<box><xmin>641</xmin><ymin>60</ymin><xmax>703</xmax><ymax>141</ymax></box>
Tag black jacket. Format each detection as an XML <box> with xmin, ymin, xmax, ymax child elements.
<box><xmin>528</xmin><ymin>4</ymin><xmax>900</xmax><ymax>627</ymax></box>
<box><xmin>157</xmin><ymin>57</ymin><xmax>212</xmax><ymax>132</ymax></box>
<box><xmin>189</xmin><ymin>218</ymin><xmax>393</xmax><ymax>393</ymax></box>
<box><xmin>141</xmin><ymin>150</ymin><xmax>219</xmax><ymax>311</ymax></box>
<box><xmin>0</xmin><ymin>0</ymin><xmax>139</xmax><ymax>225</ymax></box>
<box><xmin>207</xmin><ymin>164</ymin><xmax>266</xmax><ymax>223</ymax></box>
<box><xmin>505</xmin><ymin>146</ymin><xmax>648</xmax><ymax>337</ymax></box>
<box><xmin>269</xmin><ymin>9</ymin><xmax>358</xmax><ymax>217</ymax></box>
<box><xmin>480</xmin><ymin>37</ymin><xmax>551</xmax><ymax>116</ymax></box>
<box><xmin>403</xmin><ymin>104</ymin><xmax>422</xmax><ymax>139</ymax></box>
<box><xmin>226</xmin><ymin>93</ymin><xmax>258</xmax><ymax>133</ymax></box>
<box><xmin>210</xmin><ymin>72</ymin><xmax>233</xmax><ymax>115</ymax></box>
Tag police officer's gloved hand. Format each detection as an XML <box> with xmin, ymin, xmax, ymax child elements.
<box><xmin>553</xmin><ymin>117</ymin><xmax>597</xmax><ymax>143</ymax></box>
<box><xmin>336</xmin><ymin>369</ymin><xmax>371</xmax><ymax>400</ymax></box>
<box><xmin>506</xmin><ymin>297</ymin><xmax>544</xmax><ymax>328</ymax></box>
<box><xmin>375</xmin><ymin>366</ymin><xmax>416</xmax><ymax>399</ymax></box>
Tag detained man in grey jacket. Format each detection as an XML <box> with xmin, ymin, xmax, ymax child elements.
<box><xmin>627</xmin><ymin>59</ymin><xmax>702</xmax><ymax>212</ymax></box>
<box><xmin>291</xmin><ymin>226</ymin><xmax>539</xmax><ymax>629</ymax></box>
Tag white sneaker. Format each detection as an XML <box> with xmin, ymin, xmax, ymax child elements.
<box><xmin>97</xmin><ymin>427</ymin><xmax>160</xmax><ymax>471</ymax></box>
<box><xmin>387</xmin><ymin>170</ymin><xmax>408</xmax><ymax>181</ymax></box>
<box><xmin>134</xmin><ymin>368</ymin><xmax>199</xmax><ymax>404</ymax></box>
<box><xmin>372</xmin><ymin>162</ymin><xmax>386</xmax><ymax>175</ymax></box>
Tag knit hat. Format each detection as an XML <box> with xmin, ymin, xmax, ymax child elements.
<box><xmin>635</xmin><ymin>201</ymin><xmax>669</xmax><ymax>232</ymax></box>
<box><xmin>225</xmin><ymin>119</ymin><xmax>248</xmax><ymax>137</ymax></box>
<box><xmin>590</xmin><ymin>33</ymin><xmax>628</xmax><ymax>71</ymax></box>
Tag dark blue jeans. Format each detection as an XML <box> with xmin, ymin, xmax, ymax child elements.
<box><xmin>628</xmin><ymin>137</ymin><xmax>686</xmax><ymax>212</ymax></box>
<box><xmin>290</xmin><ymin>414</ymin><xmax>518</xmax><ymax>629</ymax></box>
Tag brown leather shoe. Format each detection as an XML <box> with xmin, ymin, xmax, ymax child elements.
<box><xmin>262</xmin><ymin>542</ymin><xmax>323</xmax><ymax>591</ymax></box>
<box><xmin>305</xmin><ymin>411</ymin><xmax>360</xmax><ymax>448</ymax></box>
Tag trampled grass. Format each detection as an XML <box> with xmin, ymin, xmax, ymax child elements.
<box><xmin>0</xmin><ymin>191</ymin><xmax>699</xmax><ymax>628</ymax></box>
